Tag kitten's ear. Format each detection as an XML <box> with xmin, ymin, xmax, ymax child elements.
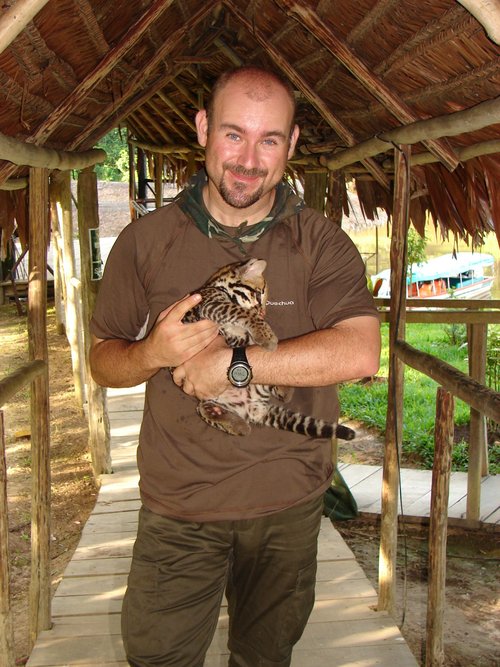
<box><xmin>241</xmin><ymin>258</ymin><xmax>267</xmax><ymax>281</ymax></box>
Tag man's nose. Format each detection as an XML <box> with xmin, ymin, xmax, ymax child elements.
<box><xmin>238</xmin><ymin>141</ymin><xmax>259</xmax><ymax>169</ymax></box>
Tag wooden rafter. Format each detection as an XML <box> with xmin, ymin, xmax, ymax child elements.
<box><xmin>224</xmin><ymin>0</ymin><xmax>391</xmax><ymax>189</ymax></box>
<box><xmin>0</xmin><ymin>130</ymin><xmax>105</xmax><ymax>169</ymax></box>
<box><xmin>320</xmin><ymin>96</ymin><xmax>500</xmax><ymax>171</ymax></box>
<box><xmin>67</xmin><ymin>3</ymin><xmax>215</xmax><ymax>151</ymax></box>
<box><xmin>275</xmin><ymin>0</ymin><xmax>460</xmax><ymax>171</ymax></box>
<box><xmin>0</xmin><ymin>0</ymin><xmax>50</xmax><ymax>55</ymax></box>
<box><xmin>458</xmin><ymin>0</ymin><xmax>500</xmax><ymax>44</ymax></box>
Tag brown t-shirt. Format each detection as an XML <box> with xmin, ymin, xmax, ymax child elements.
<box><xmin>90</xmin><ymin>195</ymin><xmax>378</xmax><ymax>521</ymax></box>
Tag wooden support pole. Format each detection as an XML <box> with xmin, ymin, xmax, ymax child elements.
<box><xmin>49</xmin><ymin>172</ymin><xmax>86</xmax><ymax>411</ymax></box>
<box><xmin>378</xmin><ymin>145</ymin><xmax>410</xmax><ymax>614</ymax></box>
<box><xmin>303</xmin><ymin>171</ymin><xmax>327</xmax><ymax>214</ymax></box>
<box><xmin>154</xmin><ymin>154</ymin><xmax>163</xmax><ymax>209</ymax></box>
<box><xmin>467</xmin><ymin>323</ymin><xmax>489</xmax><ymax>519</ymax></box>
<box><xmin>0</xmin><ymin>0</ymin><xmax>50</xmax><ymax>56</ymax></box>
<box><xmin>425</xmin><ymin>387</ymin><xmax>455</xmax><ymax>667</ymax></box>
<box><xmin>0</xmin><ymin>411</ymin><xmax>15</xmax><ymax>667</ymax></box>
<box><xmin>77</xmin><ymin>168</ymin><xmax>112</xmax><ymax>476</ymax></box>
<box><xmin>27</xmin><ymin>166</ymin><xmax>51</xmax><ymax>646</ymax></box>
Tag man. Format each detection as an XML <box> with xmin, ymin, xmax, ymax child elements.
<box><xmin>90</xmin><ymin>66</ymin><xmax>380</xmax><ymax>667</ymax></box>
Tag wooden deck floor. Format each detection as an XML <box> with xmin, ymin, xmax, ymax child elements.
<box><xmin>26</xmin><ymin>385</ymin><xmax>499</xmax><ymax>666</ymax></box>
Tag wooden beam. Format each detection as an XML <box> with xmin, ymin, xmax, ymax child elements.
<box><xmin>395</xmin><ymin>340</ymin><xmax>500</xmax><ymax>423</ymax></box>
<box><xmin>156</xmin><ymin>91</ymin><xmax>197</xmax><ymax>132</ymax></box>
<box><xmin>0</xmin><ymin>361</ymin><xmax>45</xmax><ymax>407</ymax></box>
<box><xmin>67</xmin><ymin>3</ymin><xmax>215</xmax><ymax>150</ymax></box>
<box><xmin>224</xmin><ymin>0</ymin><xmax>391</xmax><ymax>190</ymax></box>
<box><xmin>378</xmin><ymin>144</ymin><xmax>410</xmax><ymax>615</ymax></box>
<box><xmin>275</xmin><ymin>0</ymin><xmax>460</xmax><ymax>171</ymax></box>
<box><xmin>77</xmin><ymin>168</ymin><xmax>112</xmax><ymax>476</ymax></box>
<box><xmin>0</xmin><ymin>178</ymin><xmax>28</xmax><ymax>191</ymax></box>
<box><xmin>27</xmin><ymin>166</ymin><xmax>51</xmax><ymax>646</ymax></box>
<box><xmin>0</xmin><ymin>0</ymin><xmax>50</xmax><ymax>56</ymax></box>
<box><xmin>0</xmin><ymin>131</ymin><xmax>105</xmax><ymax>170</ymax></box>
<box><xmin>30</xmin><ymin>0</ymin><xmax>176</xmax><ymax>145</ymax></box>
<box><xmin>382</xmin><ymin>139</ymin><xmax>500</xmax><ymax>169</ymax></box>
<box><xmin>0</xmin><ymin>410</ymin><xmax>15</xmax><ymax>667</ymax></box>
<box><xmin>457</xmin><ymin>0</ymin><xmax>500</xmax><ymax>44</ymax></box>
<box><xmin>129</xmin><ymin>139</ymin><xmax>199</xmax><ymax>154</ymax></box>
<box><xmin>320</xmin><ymin>96</ymin><xmax>500</xmax><ymax>171</ymax></box>
<box><xmin>425</xmin><ymin>387</ymin><xmax>454</xmax><ymax>667</ymax></box>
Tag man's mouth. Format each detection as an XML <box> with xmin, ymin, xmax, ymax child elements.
<box><xmin>224</xmin><ymin>163</ymin><xmax>268</xmax><ymax>183</ymax></box>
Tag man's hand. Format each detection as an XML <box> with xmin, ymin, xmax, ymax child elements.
<box><xmin>144</xmin><ymin>293</ymin><xmax>219</xmax><ymax>369</ymax></box>
<box><xmin>172</xmin><ymin>335</ymin><xmax>232</xmax><ymax>399</ymax></box>
<box><xmin>90</xmin><ymin>293</ymin><xmax>219</xmax><ymax>388</ymax></box>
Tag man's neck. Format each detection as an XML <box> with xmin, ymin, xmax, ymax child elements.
<box><xmin>202</xmin><ymin>183</ymin><xmax>276</xmax><ymax>228</ymax></box>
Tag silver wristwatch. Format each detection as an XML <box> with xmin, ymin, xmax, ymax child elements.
<box><xmin>227</xmin><ymin>347</ymin><xmax>253</xmax><ymax>388</ymax></box>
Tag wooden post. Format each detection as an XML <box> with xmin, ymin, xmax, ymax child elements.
<box><xmin>467</xmin><ymin>323</ymin><xmax>489</xmax><ymax>514</ymax></box>
<box><xmin>49</xmin><ymin>172</ymin><xmax>86</xmax><ymax>411</ymax></box>
<box><xmin>426</xmin><ymin>387</ymin><xmax>454</xmax><ymax>667</ymax></box>
<box><xmin>77</xmin><ymin>168</ymin><xmax>112</xmax><ymax>476</ymax></box>
<box><xmin>27</xmin><ymin>166</ymin><xmax>51</xmax><ymax>646</ymax></box>
<box><xmin>378</xmin><ymin>145</ymin><xmax>410</xmax><ymax>614</ymax></box>
<box><xmin>0</xmin><ymin>412</ymin><xmax>15</xmax><ymax>667</ymax></box>
<box><xmin>154</xmin><ymin>153</ymin><xmax>163</xmax><ymax>209</ymax></box>
<box><xmin>303</xmin><ymin>170</ymin><xmax>327</xmax><ymax>214</ymax></box>
<box><xmin>128</xmin><ymin>141</ymin><xmax>137</xmax><ymax>221</ymax></box>
<box><xmin>326</xmin><ymin>170</ymin><xmax>345</xmax><ymax>226</ymax></box>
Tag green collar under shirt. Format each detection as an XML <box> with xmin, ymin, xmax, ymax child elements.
<box><xmin>175</xmin><ymin>169</ymin><xmax>305</xmax><ymax>254</ymax></box>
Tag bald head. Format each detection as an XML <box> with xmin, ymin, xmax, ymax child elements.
<box><xmin>206</xmin><ymin>66</ymin><xmax>296</xmax><ymax>135</ymax></box>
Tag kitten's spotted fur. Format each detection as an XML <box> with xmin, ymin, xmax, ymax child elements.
<box><xmin>182</xmin><ymin>258</ymin><xmax>355</xmax><ymax>440</ymax></box>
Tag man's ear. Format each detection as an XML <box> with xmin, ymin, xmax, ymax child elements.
<box><xmin>195</xmin><ymin>109</ymin><xmax>208</xmax><ymax>148</ymax></box>
<box><xmin>287</xmin><ymin>124</ymin><xmax>300</xmax><ymax>159</ymax></box>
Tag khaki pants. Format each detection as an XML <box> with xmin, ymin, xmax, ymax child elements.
<box><xmin>122</xmin><ymin>496</ymin><xmax>323</xmax><ymax>667</ymax></box>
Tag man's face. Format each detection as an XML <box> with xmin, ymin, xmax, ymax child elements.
<box><xmin>196</xmin><ymin>77</ymin><xmax>299</xmax><ymax>212</ymax></box>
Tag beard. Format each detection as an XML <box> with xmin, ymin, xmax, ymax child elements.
<box><xmin>219</xmin><ymin>163</ymin><xmax>268</xmax><ymax>209</ymax></box>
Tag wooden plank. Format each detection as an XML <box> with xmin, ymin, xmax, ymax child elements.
<box><xmin>63</xmin><ymin>557</ymin><xmax>132</xmax><ymax>578</ymax></box>
<box><xmin>54</xmin><ymin>574</ymin><xmax>127</xmax><ymax>598</ymax></box>
<box><xmin>27</xmin><ymin>634</ymin><xmax>126</xmax><ymax>665</ymax></box>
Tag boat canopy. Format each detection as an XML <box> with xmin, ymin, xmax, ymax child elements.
<box><xmin>373</xmin><ymin>253</ymin><xmax>495</xmax><ymax>286</ymax></box>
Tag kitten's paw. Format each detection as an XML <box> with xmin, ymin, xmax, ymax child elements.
<box><xmin>198</xmin><ymin>401</ymin><xmax>251</xmax><ymax>436</ymax></box>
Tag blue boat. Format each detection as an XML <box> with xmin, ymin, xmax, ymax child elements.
<box><xmin>372</xmin><ymin>252</ymin><xmax>495</xmax><ymax>299</ymax></box>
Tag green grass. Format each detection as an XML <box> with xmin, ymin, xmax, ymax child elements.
<box><xmin>339</xmin><ymin>323</ymin><xmax>500</xmax><ymax>473</ymax></box>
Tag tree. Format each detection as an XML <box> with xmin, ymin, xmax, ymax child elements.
<box><xmin>94</xmin><ymin>128</ymin><xmax>129</xmax><ymax>181</ymax></box>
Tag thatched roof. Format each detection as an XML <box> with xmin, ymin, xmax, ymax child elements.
<box><xmin>0</xmin><ymin>0</ymin><xmax>499</xmax><ymax>247</ymax></box>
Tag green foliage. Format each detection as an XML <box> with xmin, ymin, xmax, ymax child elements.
<box><xmin>339</xmin><ymin>323</ymin><xmax>500</xmax><ymax>473</ymax></box>
<box><xmin>94</xmin><ymin>128</ymin><xmax>129</xmax><ymax>181</ymax></box>
<box><xmin>406</xmin><ymin>228</ymin><xmax>427</xmax><ymax>276</ymax></box>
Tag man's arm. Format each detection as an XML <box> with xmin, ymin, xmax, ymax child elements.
<box><xmin>90</xmin><ymin>293</ymin><xmax>219</xmax><ymax>388</ymax></box>
<box><xmin>172</xmin><ymin>315</ymin><xmax>380</xmax><ymax>398</ymax></box>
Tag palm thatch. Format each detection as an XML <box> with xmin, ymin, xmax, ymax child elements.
<box><xmin>0</xmin><ymin>0</ymin><xmax>499</xmax><ymax>249</ymax></box>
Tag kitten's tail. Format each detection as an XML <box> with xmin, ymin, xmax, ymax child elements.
<box><xmin>262</xmin><ymin>406</ymin><xmax>355</xmax><ymax>440</ymax></box>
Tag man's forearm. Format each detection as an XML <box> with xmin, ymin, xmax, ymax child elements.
<box><xmin>247</xmin><ymin>316</ymin><xmax>380</xmax><ymax>387</ymax></box>
<box><xmin>90</xmin><ymin>337</ymin><xmax>161</xmax><ymax>388</ymax></box>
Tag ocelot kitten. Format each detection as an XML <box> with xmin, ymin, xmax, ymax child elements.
<box><xmin>182</xmin><ymin>258</ymin><xmax>355</xmax><ymax>441</ymax></box>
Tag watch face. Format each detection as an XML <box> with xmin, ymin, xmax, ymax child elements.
<box><xmin>232</xmin><ymin>365</ymin><xmax>250</xmax><ymax>383</ymax></box>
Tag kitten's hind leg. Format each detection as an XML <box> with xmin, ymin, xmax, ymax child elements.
<box><xmin>198</xmin><ymin>401</ymin><xmax>251</xmax><ymax>436</ymax></box>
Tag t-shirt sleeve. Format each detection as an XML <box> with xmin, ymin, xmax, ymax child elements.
<box><xmin>308</xmin><ymin>220</ymin><xmax>379</xmax><ymax>329</ymax></box>
<box><xmin>90</xmin><ymin>224</ymin><xmax>150</xmax><ymax>340</ymax></box>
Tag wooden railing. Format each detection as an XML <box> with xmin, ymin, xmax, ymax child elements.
<box><xmin>374</xmin><ymin>292</ymin><xmax>500</xmax><ymax>667</ymax></box>
<box><xmin>0</xmin><ymin>360</ymin><xmax>47</xmax><ymax>667</ymax></box>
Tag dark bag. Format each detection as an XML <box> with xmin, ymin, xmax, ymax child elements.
<box><xmin>323</xmin><ymin>466</ymin><xmax>358</xmax><ymax>521</ymax></box>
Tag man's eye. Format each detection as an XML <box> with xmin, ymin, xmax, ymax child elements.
<box><xmin>227</xmin><ymin>133</ymin><xmax>240</xmax><ymax>141</ymax></box>
<box><xmin>263</xmin><ymin>138</ymin><xmax>278</xmax><ymax>146</ymax></box>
